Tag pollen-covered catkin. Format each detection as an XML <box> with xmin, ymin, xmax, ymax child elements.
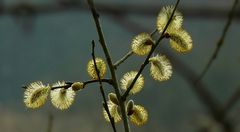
<box><xmin>149</xmin><ymin>55</ymin><xmax>172</xmax><ymax>81</ymax></box>
<box><xmin>157</xmin><ymin>6</ymin><xmax>183</xmax><ymax>33</ymax></box>
<box><xmin>120</xmin><ymin>71</ymin><xmax>144</xmax><ymax>94</ymax></box>
<box><xmin>24</xmin><ymin>81</ymin><xmax>50</xmax><ymax>109</ymax></box>
<box><xmin>103</xmin><ymin>101</ymin><xmax>122</xmax><ymax>123</ymax></box>
<box><xmin>169</xmin><ymin>29</ymin><xmax>193</xmax><ymax>53</ymax></box>
<box><xmin>87</xmin><ymin>58</ymin><xmax>107</xmax><ymax>79</ymax></box>
<box><xmin>131</xmin><ymin>33</ymin><xmax>154</xmax><ymax>56</ymax></box>
<box><xmin>129</xmin><ymin>105</ymin><xmax>148</xmax><ymax>126</ymax></box>
<box><xmin>50</xmin><ymin>81</ymin><xmax>76</xmax><ymax>110</ymax></box>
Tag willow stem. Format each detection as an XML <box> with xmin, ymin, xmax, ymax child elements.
<box><xmin>87</xmin><ymin>0</ymin><xmax>130</xmax><ymax>131</ymax></box>
<box><xmin>91</xmin><ymin>40</ymin><xmax>117</xmax><ymax>132</ymax></box>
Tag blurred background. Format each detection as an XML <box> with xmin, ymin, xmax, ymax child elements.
<box><xmin>0</xmin><ymin>0</ymin><xmax>240</xmax><ymax>131</ymax></box>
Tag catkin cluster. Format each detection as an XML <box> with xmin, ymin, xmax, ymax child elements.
<box><xmin>23</xmin><ymin>5</ymin><xmax>192</xmax><ymax>128</ymax></box>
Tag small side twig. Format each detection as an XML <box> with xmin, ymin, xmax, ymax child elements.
<box><xmin>150</xmin><ymin>29</ymin><xmax>158</xmax><ymax>36</ymax></box>
<box><xmin>91</xmin><ymin>40</ymin><xmax>117</xmax><ymax>132</ymax></box>
<box><xmin>196</xmin><ymin>0</ymin><xmax>239</xmax><ymax>82</ymax></box>
<box><xmin>122</xmin><ymin>0</ymin><xmax>181</xmax><ymax>100</ymax></box>
<box><xmin>22</xmin><ymin>79</ymin><xmax>113</xmax><ymax>90</ymax></box>
<box><xmin>114</xmin><ymin>51</ymin><xmax>133</xmax><ymax>69</ymax></box>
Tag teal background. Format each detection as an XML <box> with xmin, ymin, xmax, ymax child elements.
<box><xmin>0</xmin><ymin>0</ymin><xmax>240</xmax><ymax>131</ymax></box>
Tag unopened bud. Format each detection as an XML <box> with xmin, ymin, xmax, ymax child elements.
<box><xmin>108</xmin><ymin>93</ymin><xmax>119</xmax><ymax>105</ymax></box>
<box><xmin>71</xmin><ymin>82</ymin><xmax>84</xmax><ymax>91</ymax></box>
<box><xmin>127</xmin><ymin>100</ymin><xmax>135</xmax><ymax>116</ymax></box>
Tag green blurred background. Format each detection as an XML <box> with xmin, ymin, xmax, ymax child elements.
<box><xmin>0</xmin><ymin>0</ymin><xmax>240</xmax><ymax>131</ymax></box>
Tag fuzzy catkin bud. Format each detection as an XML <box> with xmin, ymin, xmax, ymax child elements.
<box><xmin>24</xmin><ymin>81</ymin><xmax>50</xmax><ymax>109</ymax></box>
<box><xmin>103</xmin><ymin>101</ymin><xmax>122</xmax><ymax>123</ymax></box>
<box><xmin>71</xmin><ymin>82</ymin><xmax>84</xmax><ymax>91</ymax></box>
<box><xmin>157</xmin><ymin>6</ymin><xmax>183</xmax><ymax>33</ymax></box>
<box><xmin>120</xmin><ymin>71</ymin><xmax>144</xmax><ymax>94</ymax></box>
<box><xmin>149</xmin><ymin>55</ymin><xmax>172</xmax><ymax>81</ymax></box>
<box><xmin>87</xmin><ymin>58</ymin><xmax>107</xmax><ymax>80</ymax></box>
<box><xmin>129</xmin><ymin>105</ymin><xmax>148</xmax><ymax>126</ymax></box>
<box><xmin>131</xmin><ymin>33</ymin><xmax>154</xmax><ymax>56</ymax></box>
<box><xmin>169</xmin><ymin>29</ymin><xmax>193</xmax><ymax>53</ymax></box>
<box><xmin>50</xmin><ymin>81</ymin><xmax>76</xmax><ymax>110</ymax></box>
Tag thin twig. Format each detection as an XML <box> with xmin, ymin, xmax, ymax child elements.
<box><xmin>114</xmin><ymin>51</ymin><xmax>133</xmax><ymax>69</ymax></box>
<box><xmin>122</xmin><ymin>0</ymin><xmax>181</xmax><ymax>100</ymax></box>
<box><xmin>91</xmin><ymin>40</ymin><xmax>117</xmax><ymax>132</ymax></box>
<box><xmin>87</xmin><ymin>0</ymin><xmax>130</xmax><ymax>131</ymax></box>
<box><xmin>22</xmin><ymin>79</ymin><xmax>113</xmax><ymax>90</ymax></box>
<box><xmin>196</xmin><ymin>0</ymin><xmax>239</xmax><ymax>82</ymax></box>
<box><xmin>150</xmin><ymin>29</ymin><xmax>158</xmax><ymax>36</ymax></box>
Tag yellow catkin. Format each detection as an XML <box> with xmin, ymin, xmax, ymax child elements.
<box><xmin>87</xmin><ymin>58</ymin><xmax>107</xmax><ymax>80</ymax></box>
<box><xmin>149</xmin><ymin>55</ymin><xmax>172</xmax><ymax>81</ymax></box>
<box><xmin>120</xmin><ymin>71</ymin><xmax>144</xmax><ymax>94</ymax></box>
<box><xmin>103</xmin><ymin>101</ymin><xmax>122</xmax><ymax>123</ymax></box>
<box><xmin>157</xmin><ymin>6</ymin><xmax>183</xmax><ymax>33</ymax></box>
<box><xmin>129</xmin><ymin>105</ymin><xmax>148</xmax><ymax>126</ymax></box>
<box><xmin>169</xmin><ymin>29</ymin><xmax>193</xmax><ymax>53</ymax></box>
<box><xmin>24</xmin><ymin>81</ymin><xmax>50</xmax><ymax>109</ymax></box>
<box><xmin>50</xmin><ymin>81</ymin><xmax>76</xmax><ymax>110</ymax></box>
<box><xmin>131</xmin><ymin>33</ymin><xmax>154</xmax><ymax>56</ymax></box>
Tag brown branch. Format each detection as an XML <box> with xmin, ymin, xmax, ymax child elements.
<box><xmin>91</xmin><ymin>40</ymin><xmax>117</xmax><ymax>132</ymax></box>
<box><xmin>197</xmin><ymin>0</ymin><xmax>239</xmax><ymax>82</ymax></box>
<box><xmin>122</xmin><ymin>0</ymin><xmax>181</xmax><ymax>100</ymax></box>
<box><xmin>87</xmin><ymin>0</ymin><xmax>130</xmax><ymax>131</ymax></box>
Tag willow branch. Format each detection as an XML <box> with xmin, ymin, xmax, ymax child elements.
<box><xmin>22</xmin><ymin>79</ymin><xmax>113</xmax><ymax>90</ymax></box>
<box><xmin>197</xmin><ymin>0</ymin><xmax>239</xmax><ymax>82</ymax></box>
<box><xmin>108</xmin><ymin>6</ymin><xmax>222</xmax><ymax>114</ymax></box>
<box><xmin>114</xmin><ymin>51</ymin><xmax>133</xmax><ymax>69</ymax></box>
<box><xmin>108</xmin><ymin>3</ymin><xmax>234</xmax><ymax>132</ymax></box>
<box><xmin>122</xmin><ymin>0</ymin><xmax>181</xmax><ymax>100</ymax></box>
<box><xmin>87</xmin><ymin>0</ymin><xmax>130</xmax><ymax>131</ymax></box>
<box><xmin>91</xmin><ymin>40</ymin><xmax>117</xmax><ymax>132</ymax></box>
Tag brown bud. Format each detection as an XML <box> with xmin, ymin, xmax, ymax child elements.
<box><xmin>108</xmin><ymin>93</ymin><xmax>119</xmax><ymax>105</ymax></box>
<box><xmin>71</xmin><ymin>82</ymin><xmax>84</xmax><ymax>91</ymax></box>
<box><xmin>127</xmin><ymin>100</ymin><xmax>135</xmax><ymax>116</ymax></box>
